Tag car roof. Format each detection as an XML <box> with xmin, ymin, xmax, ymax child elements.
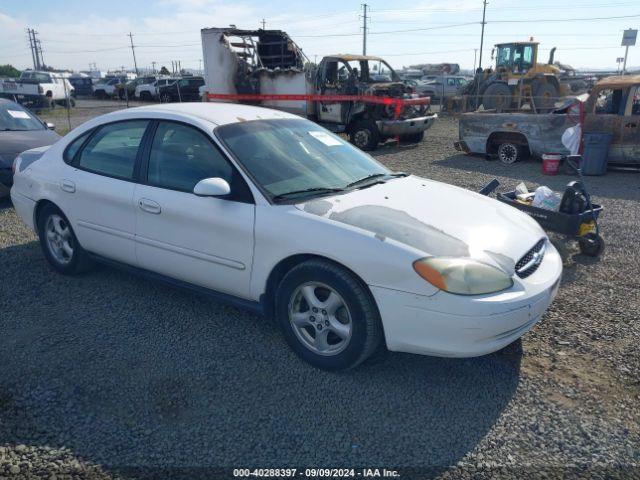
<box><xmin>104</xmin><ymin>102</ymin><xmax>300</xmax><ymax>126</ymax></box>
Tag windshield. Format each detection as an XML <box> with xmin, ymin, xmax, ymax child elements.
<box><xmin>216</xmin><ymin>119</ymin><xmax>389</xmax><ymax>200</ymax></box>
<box><xmin>0</xmin><ymin>103</ymin><xmax>44</xmax><ymax>131</ymax></box>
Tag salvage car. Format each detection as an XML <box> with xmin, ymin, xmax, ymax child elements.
<box><xmin>0</xmin><ymin>98</ymin><xmax>59</xmax><ymax>197</ymax></box>
<box><xmin>455</xmin><ymin>75</ymin><xmax>640</xmax><ymax>166</ymax></box>
<box><xmin>10</xmin><ymin>103</ymin><xmax>562</xmax><ymax>370</ymax></box>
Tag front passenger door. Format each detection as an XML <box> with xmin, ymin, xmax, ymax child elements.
<box><xmin>134</xmin><ymin>121</ymin><xmax>255</xmax><ymax>298</ymax></box>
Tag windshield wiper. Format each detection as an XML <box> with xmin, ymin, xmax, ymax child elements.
<box><xmin>345</xmin><ymin>171</ymin><xmax>408</xmax><ymax>189</ymax></box>
<box><xmin>272</xmin><ymin>187</ymin><xmax>345</xmax><ymax>202</ymax></box>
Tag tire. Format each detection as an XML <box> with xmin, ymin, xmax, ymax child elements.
<box><xmin>533</xmin><ymin>82</ymin><xmax>558</xmax><ymax>113</ymax></box>
<box><xmin>160</xmin><ymin>92</ymin><xmax>172</xmax><ymax>103</ymax></box>
<box><xmin>140</xmin><ymin>91</ymin><xmax>152</xmax><ymax>102</ymax></box>
<box><xmin>497</xmin><ymin>142</ymin><xmax>522</xmax><ymax>165</ymax></box>
<box><xmin>37</xmin><ymin>204</ymin><xmax>93</xmax><ymax>275</ymax></box>
<box><xmin>482</xmin><ymin>83</ymin><xmax>511</xmax><ymax>112</ymax></box>
<box><xmin>349</xmin><ymin>120</ymin><xmax>380</xmax><ymax>151</ymax></box>
<box><xmin>578</xmin><ymin>233</ymin><xmax>604</xmax><ymax>257</ymax></box>
<box><xmin>95</xmin><ymin>90</ymin><xmax>105</xmax><ymax>99</ymax></box>
<box><xmin>400</xmin><ymin>131</ymin><xmax>424</xmax><ymax>144</ymax></box>
<box><xmin>275</xmin><ymin>259</ymin><xmax>382</xmax><ymax>370</ymax></box>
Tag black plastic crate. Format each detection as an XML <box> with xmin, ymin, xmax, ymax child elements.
<box><xmin>497</xmin><ymin>191</ymin><xmax>602</xmax><ymax>236</ymax></box>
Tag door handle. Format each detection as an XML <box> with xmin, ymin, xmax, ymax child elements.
<box><xmin>60</xmin><ymin>179</ymin><xmax>75</xmax><ymax>193</ymax></box>
<box><xmin>138</xmin><ymin>198</ymin><xmax>161</xmax><ymax>214</ymax></box>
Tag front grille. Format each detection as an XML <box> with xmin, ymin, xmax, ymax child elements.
<box><xmin>515</xmin><ymin>239</ymin><xmax>546</xmax><ymax>279</ymax></box>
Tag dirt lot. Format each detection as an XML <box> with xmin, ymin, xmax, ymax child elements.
<box><xmin>0</xmin><ymin>111</ymin><xmax>638</xmax><ymax>479</ymax></box>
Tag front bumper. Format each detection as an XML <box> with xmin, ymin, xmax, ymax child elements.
<box><xmin>371</xmin><ymin>243</ymin><xmax>562</xmax><ymax>357</ymax></box>
<box><xmin>377</xmin><ymin>115</ymin><xmax>437</xmax><ymax>136</ymax></box>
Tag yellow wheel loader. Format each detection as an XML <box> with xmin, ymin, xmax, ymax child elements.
<box><xmin>464</xmin><ymin>41</ymin><xmax>568</xmax><ymax>112</ymax></box>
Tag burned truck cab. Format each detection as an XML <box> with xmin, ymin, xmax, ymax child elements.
<box><xmin>313</xmin><ymin>54</ymin><xmax>435</xmax><ymax>149</ymax></box>
<box><xmin>201</xmin><ymin>28</ymin><xmax>435</xmax><ymax>151</ymax></box>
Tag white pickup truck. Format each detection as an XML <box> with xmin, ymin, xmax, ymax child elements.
<box><xmin>0</xmin><ymin>71</ymin><xmax>74</xmax><ymax>109</ymax></box>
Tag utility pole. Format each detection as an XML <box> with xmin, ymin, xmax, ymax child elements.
<box><xmin>473</xmin><ymin>48</ymin><xmax>478</xmax><ymax>72</ymax></box>
<box><xmin>151</xmin><ymin>61</ymin><xmax>156</xmax><ymax>73</ymax></box>
<box><xmin>261</xmin><ymin>18</ymin><xmax>266</xmax><ymax>29</ymax></box>
<box><xmin>27</xmin><ymin>28</ymin><xmax>37</xmax><ymax>70</ymax></box>
<box><xmin>478</xmin><ymin>0</ymin><xmax>488</xmax><ymax>70</ymax></box>
<box><xmin>361</xmin><ymin>3</ymin><xmax>369</xmax><ymax>55</ymax></box>
<box><xmin>36</xmin><ymin>36</ymin><xmax>45</xmax><ymax>69</ymax></box>
<box><xmin>128</xmin><ymin>32</ymin><xmax>139</xmax><ymax>76</ymax></box>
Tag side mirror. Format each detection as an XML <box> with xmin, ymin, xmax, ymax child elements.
<box><xmin>46</xmin><ymin>122</ymin><xmax>55</xmax><ymax>130</ymax></box>
<box><xmin>193</xmin><ymin>177</ymin><xmax>231</xmax><ymax>197</ymax></box>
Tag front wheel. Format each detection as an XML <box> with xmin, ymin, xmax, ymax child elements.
<box><xmin>37</xmin><ymin>204</ymin><xmax>93</xmax><ymax>275</ymax></box>
<box><xmin>160</xmin><ymin>92</ymin><xmax>172</xmax><ymax>103</ymax></box>
<box><xmin>349</xmin><ymin>120</ymin><xmax>380</xmax><ymax>151</ymax></box>
<box><xmin>275</xmin><ymin>259</ymin><xmax>382</xmax><ymax>370</ymax></box>
<box><xmin>578</xmin><ymin>233</ymin><xmax>604</xmax><ymax>257</ymax></box>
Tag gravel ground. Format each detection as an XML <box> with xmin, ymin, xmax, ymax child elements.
<box><xmin>0</xmin><ymin>115</ymin><xmax>639</xmax><ymax>479</ymax></box>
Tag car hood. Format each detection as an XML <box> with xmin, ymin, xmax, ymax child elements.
<box><xmin>296</xmin><ymin>175</ymin><xmax>546</xmax><ymax>273</ymax></box>
<box><xmin>0</xmin><ymin>129</ymin><xmax>60</xmax><ymax>167</ymax></box>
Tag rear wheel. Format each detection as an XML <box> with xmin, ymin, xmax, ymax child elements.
<box><xmin>37</xmin><ymin>204</ymin><xmax>93</xmax><ymax>275</ymax></box>
<box><xmin>349</xmin><ymin>120</ymin><xmax>380</xmax><ymax>151</ymax></box>
<box><xmin>497</xmin><ymin>142</ymin><xmax>522</xmax><ymax>165</ymax></box>
<box><xmin>533</xmin><ymin>82</ymin><xmax>558</xmax><ymax>112</ymax></box>
<box><xmin>275</xmin><ymin>259</ymin><xmax>382</xmax><ymax>370</ymax></box>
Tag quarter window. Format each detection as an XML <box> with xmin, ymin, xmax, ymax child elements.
<box><xmin>63</xmin><ymin>130</ymin><xmax>92</xmax><ymax>163</ymax></box>
<box><xmin>147</xmin><ymin>122</ymin><xmax>232</xmax><ymax>192</ymax></box>
<box><xmin>77</xmin><ymin>120</ymin><xmax>148</xmax><ymax>179</ymax></box>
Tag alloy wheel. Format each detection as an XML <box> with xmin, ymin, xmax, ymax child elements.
<box><xmin>45</xmin><ymin>214</ymin><xmax>74</xmax><ymax>265</ymax></box>
<box><xmin>288</xmin><ymin>281</ymin><xmax>353</xmax><ymax>356</ymax></box>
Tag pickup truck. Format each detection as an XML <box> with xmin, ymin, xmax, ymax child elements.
<box><xmin>0</xmin><ymin>71</ymin><xmax>74</xmax><ymax>109</ymax></box>
<box><xmin>455</xmin><ymin>74</ymin><xmax>640</xmax><ymax>167</ymax></box>
<box><xmin>201</xmin><ymin>28</ymin><xmax>435</xmax><ymax>151</ymax></box>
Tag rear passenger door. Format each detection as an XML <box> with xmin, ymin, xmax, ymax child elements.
<box><xmin>61</xmin><ymin>120</ymin><xmax>149</xmax><ymax>265</ymax></box>
<box><xmin>133</xmin><ymin>120</ymin><xmax>255</xmax><ymax>298</ymax></box>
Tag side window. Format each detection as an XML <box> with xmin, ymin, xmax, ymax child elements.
<box><xmin>77</xmin><ymin>120</ymin><xmax>148</xmax><ymax>179</ymax></box>
<box><xmin>595</xmin><ymin>89</ymin><xmax>624</xmax><ymax>115</ymax></box>
<box><xmin>522</xmin><ymin>45</ymin><xmax>534</xmax><ymax>69</ymax></box>
<box><xmin>147</xmin><ymin>122</ymin><xmax>233</xmax><ymax>192</ymax></box>
<box><xmin>63</xmin><ymin>130</ymin><xmax>92</xmax><ymax>164</ymax></box>
<box><xmin>179</xmin><ymin>79</ymin><xmax>189</xmax><ymax>87</ymax></box>
<box><xmin>446</xmin><ymin>78</ymin><xmax>456</xmax><ymax>86</ymax></box>
<box><xmin>631</xmin><ymin>86</ymin><xmax>640</xmax><ymax>115</ymax></box>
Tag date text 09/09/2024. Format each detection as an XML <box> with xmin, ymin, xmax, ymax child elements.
<box><xmin>233</xmin><ymin>468</ymin><xmax>400</xmax><ymax>478</ymax></box>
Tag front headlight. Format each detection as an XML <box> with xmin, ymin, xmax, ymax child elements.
<box><xmin>413</xmin><ymin>257</ymin><xmax>513</xmax><ymax>295</ymax></box>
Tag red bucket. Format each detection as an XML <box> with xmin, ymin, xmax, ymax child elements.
<box><xmin>542</xmin><ymin>153</ymin><xmax>562</xmax><ymax>175</ymax></box>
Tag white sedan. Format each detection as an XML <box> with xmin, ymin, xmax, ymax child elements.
<box><xmin>10</xmin><ymin>103</ymin><xmax>562</xmax><ymax>370</ymax></box>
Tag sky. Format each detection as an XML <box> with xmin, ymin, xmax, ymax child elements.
<box><xmin>0</xmin><ymin>0</ymin><xmax>638</xmax><ymax>74</ymax></box>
